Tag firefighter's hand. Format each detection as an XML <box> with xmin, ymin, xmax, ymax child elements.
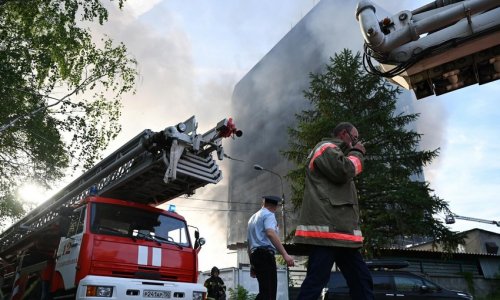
<box><xmin>284</xmin><ymin>254</ymin><xmax>295</xmax><ymax>267</ymax></box>
<box><xmin>351</xmin><ymin>143</ymin><xmax>366</xmax><ymax>155</ymax></box>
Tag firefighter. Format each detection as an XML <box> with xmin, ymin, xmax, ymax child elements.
<box><xmin>204</xmin><ymin>266</ymin><xmax>226</xmax><ymax>300</ymax></box>
<box><xmin>294</xmin><ymin>122</ymin><xmax>373</xmax><ymax>300</ymax></box>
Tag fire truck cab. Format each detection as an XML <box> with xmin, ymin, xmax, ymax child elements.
<box><xmin>65</xmin><ymin>196</ymin><xmax>204</xmax><ymax>299</ymax></box>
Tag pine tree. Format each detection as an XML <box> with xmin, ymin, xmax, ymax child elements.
<box><xmin>283</xmin><ymin>49</ymin><xmax>462</xmax><ymax>253</ymax></box>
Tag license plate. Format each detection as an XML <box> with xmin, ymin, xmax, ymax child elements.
<box><xmin>144</xmin><ymin>290</ymin><xmax>171</xmax><ymax>298</ymax></box>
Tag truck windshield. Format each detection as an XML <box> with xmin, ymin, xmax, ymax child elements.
<box><xmin>90</xmin><ymin>202</ymin><xmax>190</xmax><ymax>247</ymax></box>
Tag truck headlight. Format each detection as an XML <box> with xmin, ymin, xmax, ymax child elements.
<box><xmin>192</xmin><ymin>291</ymin><xmax>205</xmax><ymax>300</ymax></box>
<box><xmin>86</xmin><ymin>285</ymin><xmax>113</xmax><ymax>297</ymax></box>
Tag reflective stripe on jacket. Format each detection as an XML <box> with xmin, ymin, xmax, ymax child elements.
<box><xmin>294</xmin><ymin>137</ymin><xmax>365</xmax><ymax>248</ymax></box>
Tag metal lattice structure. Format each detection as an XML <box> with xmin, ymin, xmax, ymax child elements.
<box><xmin>0</xmin><ymin>115</ymin><xmax>241</xmax><ymax>256</ymax></box>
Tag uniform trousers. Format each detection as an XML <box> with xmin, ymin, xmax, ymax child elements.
<box><xmin>297</xmin><ymin>245</ymin><xmax>374</xmax><ymax>300</ymax></box>
<box><xmin>250</xmin><ymin>248</ymin><xmax>277</xmax><ymax>300</ymax></box>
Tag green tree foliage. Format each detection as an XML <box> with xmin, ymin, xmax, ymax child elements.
<box><xmin>228</xmin><ymin>285</ymin><xmax>256</xmax><ymax>300</ymax></box>
<box><xmin>283</xmin><ymin>49</ymin><xmax>462</xmax><ymax>253</ymax></box>
<box><xmin>0</xmin><ymin>0</ymin><xmax>137</xmax><ymax>226</ymax></box>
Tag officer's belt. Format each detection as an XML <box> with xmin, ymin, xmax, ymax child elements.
<box><xmin>251</xmin><ymin>247</ymin><xmax>275</xmax><ymax>255</ymax></box>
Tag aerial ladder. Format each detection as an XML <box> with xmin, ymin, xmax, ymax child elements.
<box><xmin>445</xmin><ymin>213</ymin><xmax>500</xmax><ymax>227</ymax></box>
<box><xmin>0</xmin><ymin>115</ymin><xmax>242</xmax><ymax>260</ymax></box>
<box><xmin>355</xmin><ymin>0</ymin><xmax>500</xmax><ymax>99</ymax></box>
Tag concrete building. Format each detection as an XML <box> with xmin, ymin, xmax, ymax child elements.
<box><xmin>411</xmin><ymin>228</ymin><xmax>500</xmax><ymax>255</ymax></box>
<box><xmin>410</xmin><ymin>228</ymin><xmax>500</xmax><ymax>279</ymax></box>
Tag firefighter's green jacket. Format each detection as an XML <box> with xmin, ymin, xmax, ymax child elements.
<box><xmin>294</xmin><ymin>137</ymin><xmax>365</xmax><ymax>248</ymax></box>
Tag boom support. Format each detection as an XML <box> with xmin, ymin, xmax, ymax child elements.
<box><xmin>356</xmin><ymin>0</ymin><xmax>500</xmax><ymax>99</ymax></box>
<box><xmin>0</xmin><ymin>116</ymin><xmax>241</xmax><ymax>257</ymax></box>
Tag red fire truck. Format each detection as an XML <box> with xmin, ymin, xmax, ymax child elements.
<box><xmin>0</xmin><ymin>116</ymin><xmax>241</xmax><ymax>300</ymax></box>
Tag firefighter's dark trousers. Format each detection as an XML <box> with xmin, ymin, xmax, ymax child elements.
<box><xmin>297</xmin><ymin>245</ymin><xmax>374</xmax><ymax>300</ymax></box>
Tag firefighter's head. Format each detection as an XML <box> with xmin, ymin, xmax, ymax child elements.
<box><xmin>211</xmin><ymin>266</ymin><xmax>220</xmax><ymax>276</ymax></box>
<box><xmin>332</xmin><ymin>122</ymin><xmax>358</xmax><ymax>147</ymax></box>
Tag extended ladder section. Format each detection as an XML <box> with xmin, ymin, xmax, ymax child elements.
<box><xmin>0</xmin><ymin>116</ymin><xmax>241</xmax><ymax>255</ymax></box>
<box><xmin>445</xmin><ymin>213</ymin><xmax>499</xmax><ymax>227</ymax></box>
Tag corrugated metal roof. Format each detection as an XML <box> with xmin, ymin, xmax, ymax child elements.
<box><xmin>377</xmin><ymin>247</ymin><xmax>500</xmax><ymax>257</ymax></box>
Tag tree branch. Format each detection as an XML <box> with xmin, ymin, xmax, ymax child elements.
<box><xmin>0</xmin><ymin>73</ymin><xmax>106</xmax><ymax>134</ymax></box>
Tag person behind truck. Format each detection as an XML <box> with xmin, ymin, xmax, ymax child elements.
<box><xmin>294</xmin><ymin>122</ymin><xmax>373</xmax><ymax>300</ymax></box>
<box><xmin>204</xmin><ymin>266</ymin><xmax>226</xmax><ymax>300</ymax></box>
<box><xmin>247</xmin><ymin>195</ymin><xmax>295</xmax><ymax>300</ymax></box>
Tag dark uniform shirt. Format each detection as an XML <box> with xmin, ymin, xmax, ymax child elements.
<box><xmin>204</xmin><ymin>276</ymin><xmax>226</xmax><ymax>300</ymax></box>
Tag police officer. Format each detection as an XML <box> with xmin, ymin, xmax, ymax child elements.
<box><xmin>247</xmin><ymin>195</ymin><xmax>295</xmax><ymax>300</ymax></box>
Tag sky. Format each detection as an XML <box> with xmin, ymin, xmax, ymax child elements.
<box><xmin>18</xmin><ymin>0</ymin><xmax>500</xmax><ymax>272</ymax></box>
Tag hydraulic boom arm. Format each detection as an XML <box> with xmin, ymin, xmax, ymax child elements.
<box><xmin>356</xmin><ymin>0</ymin><xmax>500</xmax><ymax>99</ymax></box>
